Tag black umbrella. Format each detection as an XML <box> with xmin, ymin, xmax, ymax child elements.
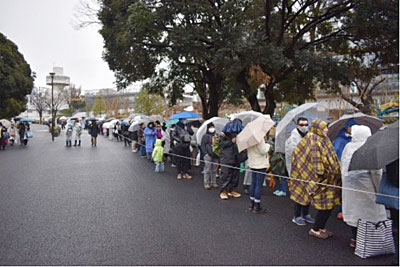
<box><xmin>328</xmin><ymin>112</ymin><xmax>383</xmax><ymax>141</ymax></box>
<box><xmin>87</xmin><ymin>117</ymin><xmax>97</xmax><ymax>121</ymax></box>
<box><xmin>349</xmin><ymin>121</ymin><xmax>399</xmax><ymax>171</ymax></box>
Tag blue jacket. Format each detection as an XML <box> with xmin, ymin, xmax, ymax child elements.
<box><xmin>144</xmin><ymin>126</ymin><xmax>156</xmax><ymax>153</ymax></box>
<box><xmin>333</xmin><ymin>129</ymin><xmax>351</xmax><ymax>161</ymax></box>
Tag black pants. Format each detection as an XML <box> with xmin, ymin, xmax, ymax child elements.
<box><xmin>351</xmin><ymin>226</ymin><xmax>357</xmax><ymax>240</ymax></box>
<box><xmin>219</xmin><ymin>163</ymin><xmax>239</xmax><ymax>192</ymax></box>
<box><xmin>312</xmin><ymin>209</ymin><xmax>332</xmax><ymax>231</ymax></box>
<box><xmin>294</xmin><ymin>203</ymin><xmax>310</xmax><ymax>218</ymax></box>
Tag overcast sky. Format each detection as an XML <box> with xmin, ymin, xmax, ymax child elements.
<box><xmin>0</xmin><ymin>0</ymin><xmax>116</xmax><ymax>91</ymax></box>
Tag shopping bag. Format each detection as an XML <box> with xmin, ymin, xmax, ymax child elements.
<box><xmin>355</xmin><ymin>219</ymin><xmax>395</xmax><ymax>259</ymax></box>
<box><xmin>26</xmin><ymin>131</ymin><xmax>33</xmax><ymax>138</ymax></box>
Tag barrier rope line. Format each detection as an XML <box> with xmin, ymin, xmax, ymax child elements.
<box><xmin>109</xmin><ymin>131</ymin><xmax>399</xmax><ymax>200</ymax></box>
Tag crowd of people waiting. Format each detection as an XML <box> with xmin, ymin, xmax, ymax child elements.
<box><xmin>0</xmin><ymin>120</ymin><xmax>31</xmax><ymax>149</ymax></box>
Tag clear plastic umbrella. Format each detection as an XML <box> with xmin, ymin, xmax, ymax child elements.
<box><xmin>275</xmin><ymin>103</ymin><xmax>329</xmax><ymax>153</ymax></box>
<box><xmin>196</xmin><ymin>117</ymin><xmax>229</xmax><ymax>145</ymax></box>
<box><xmin>0</xmin><ymin>119</ymin><xmax>11</xmax><ymax>128</ymax></box>
<box><xmin>231</xmin><ymin>110</ymin><xmax>263</xmax><ymax>126</ymax></box>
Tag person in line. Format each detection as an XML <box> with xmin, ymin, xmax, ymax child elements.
<box><xmin>138</xmin><ymin>123</ymin><xmax>146</xmax><ymax>158</ymax></box>
<box><xmin>290</xmin><ymin>119</ymin><xmax>341</xmax><ymax>239</ymax></box>
<box><xmin>89</xmin><ymin>121</ymin><xmax>99</xmax><ymax>147</ymax></box>
<box><xmin>131</xmin><ymin>129</ymin><xmax>139</xmax><ymax>152</ymax></box>
<box><xmin>285</xmin><ymin>117</ymin><xmax>315</xmax><ymax>226</ymax></box>
<box><xmin>152</xmin><ymin>139</ymin><xmax>165</xmax><ymax>173</ymax></box>
<box><xmin>18</xmin><ymin>122</ymin><xmax>28</xmax><ymax>146</ymax></box>
<box><xmin>172</xmin><ymin>119</ymin><xmax>194</xmax><ymax>179</ymax></box>
<box><xmin>340</xmin><ymin>125</ymin><xmax>387</xmax><ymax>248</ymax></box>
<box><xmin>169</xmin><ymin>124</ymin><xmax>177</xmax><ymax>167</ymax></box>
<box><xmin>219</xmin><ymin>119</ymin><xmax>243</xmax><ymax>200</ymax></box>
<box><xmin>144</xmin><ymin>122</ymin><xmax>157</xmax><ymax>160</ymax></box>
<box><xmin>8</xmin><ymin>123</ymin><xmax>17</xmax><ymax>146</ymax></box>
<box><xmin>65</xmin><ymin>122</ymin><xmax>73</xmax><ymax>147</ymax></box>
<box><xmin>247</xmin><ymin>132</ymin><xmax>271</xmax><ymax>214</ymax></box>
<box><xmin>333</xmin><ymin>119</ymin><xmax>357</xmax><ymax>220</ymax></box>
<box><xmin>201</xmin><ymin>122</ymin><xmax>219</xmax><ymax>190</ymax></box>
<box><xmin>121</xmin><ymin>123</ymin><xmax>131</xmax><ymax>147</ymax></box>
<box><xmin>0</xmin><ymin>122</ymin><xmax>7</xmax><ymax>150</ymax></box>
<box><xmin>73</xmin><ymin>120</ymin><xmax>82</xmax><ymax>147</ymax></box>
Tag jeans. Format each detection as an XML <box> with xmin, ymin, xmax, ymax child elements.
<box><xmin>294</xmin><ymin>203</ymin><xmax>310</xmax><ymax>218</ymax></box>
<box><xmin>140</xmin><ymin>145</ymin><xmax>146</xmax><ymax>157</ymax></box>
<box><xmin>250</xmin><ymin>169</ymin><xmax>266</xmax><ymax>202</ymax></box>
<box><xmin>312</xmin><ymin>209</ymin><xmax>333</xmax><ymax>231</ymax></box>
<box><xmin>155</xmin><ymin>162</ymin><xmax>165</xmax><ymax>172</ymax></box>
<box><xmin>274</xmin><ymin>176</ymin><xmax>287</xmax><ymax>192</ymax></box>
<box><xmin>203</xmin><ymin>154</ymin><xmax>218</xmax><ymax>185</ymax></box>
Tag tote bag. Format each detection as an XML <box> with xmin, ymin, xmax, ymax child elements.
<box><xmin>355</xmin><ymin>219</ymin><xmax>395</xmax><ymax>259</ymax></box>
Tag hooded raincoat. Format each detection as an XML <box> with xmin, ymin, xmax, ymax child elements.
<box><xmin>152</xmin><ymin>139</ymin><xmax>164</xmax><ymax>162</ymax></box>
<box><xmin>289</xmin><ymin>120</ymin><xmax>342</xmax><ymax>210</ymax></box>
<box><xmin>340</xmin><ymin>125</ymin><xmax>387</xmax><ymax>227</ymax></box>
<box><xmin>144</xmin><ymin>123</ymin><xmax>157</xmax><ymax>153</ymax></box>
<box><xmin>285</xmin><ymin>128</ymin><xmax>304</xmax><ymax>175</ymax></box>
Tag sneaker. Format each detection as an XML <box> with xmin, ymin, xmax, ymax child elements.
<box><xmin>273</xmin><ymin>190</ymin><xmax>280</xmax><ymax>196</ymax></box>
<box><xmin>320</xmin><ymin>229</ymin><xmax>334</xmax><ymax>238</ymax></box>
<box><xmin>185</xmin><ymin>174</ymin><xmax>192</xmax><ymax>179</ymax></box>
<box><xmin>349</xmin><ymin>238</ymin><xmax>356</xmax><ymax>248</ymax></box>
<box><xmin>211</xmin><ymin>183</ymin><xmax>219</xmax><ymax>189</ymax></box>
<box><xmin>228</xmin><ymin>191</ymin><xmax>241</xmax><ymax>198</ymax></box>
<box><xmin>337</xmin><ymin>212</ymin><xmax>343</xmax><ymax>220</ymax></box>
<box><xmin>220</xmin><ymin>192</ymin><xmax>228</xmax><ymax>200</ymax></box>
<box><xmin>177</xmin><ymin>174</ymin><xmax>182</xmax><ymax>180</ymax></box>
<box><xmin>292</xmin><ymin>217</ymin><xmax>307</xmax><ymax>226</ymax></box>
<box><xmin>204</xmin><ymin>184</ymin><xmax>211</xmax><ymax>190</ymax></box>
<box><xmin>309</xmin><ymin>229</ymin><xmax>329</xmax><ymax>239</ymax></box>
<box><xmin>277</xmin><ymin>191</ymin><xmax>287</xmax><ymax>197</ymax></box>
<box><xmin>171</xmin><ymin>164</ymin><xmax>176</xmax><ymax>167</ymax></box>
<box><xmin>302</xmin><ymin>214</ymin><xmax>315</xmax><ymax>224</ymax></box>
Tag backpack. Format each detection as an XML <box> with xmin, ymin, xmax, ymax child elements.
<box><xmin>212</xmin><ymin>135</ymin><xmax>221</xmax><ymax>157</ymax></box>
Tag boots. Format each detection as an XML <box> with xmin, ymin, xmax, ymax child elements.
<box><xmin>252</xmin><ymin>202</ymin><xmax>267</xmax><ymax>214</ymax></box>
<box><xmin>74</xmin><ymin>140</ymin><xmax>77</xmax><ymax>147</ymax></box>
<box><xmin>78</xmin><ymin>140</ymin><xmax>81</xmax><ymax>146</ymax></box>
<box><xmin>248</xmin><ymin>199</ymin><xmax>255</xmax><ymax>211</ymax></box>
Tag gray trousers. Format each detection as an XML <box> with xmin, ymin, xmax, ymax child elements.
<box><xmin>203</xmin><ymin>154</ymin><xmax>218</xmax><ymax>185</ymax></box>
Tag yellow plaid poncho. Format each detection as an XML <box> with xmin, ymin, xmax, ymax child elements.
<box><xmin>289</xmin><ymin>120</ymin><xmax>341</xmax><ymax>210</ymax></box>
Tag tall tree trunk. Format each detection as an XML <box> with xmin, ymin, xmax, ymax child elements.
<box><xmin>262</xmin><ymin>83</ymin><xmax>276</xmax><ymax>116</ymax></box>
<box><xmin>207</xmin><ymin>76</ymin><xmax>221</xmax><ymax>119</ymax></box>
<box><xmin>237</xmin><ymin>68</ymin><xmax>261</xmax><ymax>112</ymax></box>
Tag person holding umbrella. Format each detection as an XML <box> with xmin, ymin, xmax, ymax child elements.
<box><xmin>340</xmin><ymin>125</ymin><xmax>387</xmax><ymax>248</ymax></box>
<box><xmin>219</xmin><ymin>118</ymin><xmax>244</xmax><ymax>200</ymax></box>
<box><xmin>201</xmin><ymin>122</ymin><xmax>219</xmax><ymax>190</ymax></box>
<box><xmin>73</xmin><ymin>119</ymin><xmax>82</xmax><ymax>147</ymax></box>
<box><xmin>236</xmin><ymin>115</ymin><xmax>274</xmax><ymax>212</ymax></box>
<box><xmin>172</xmin><ymin>118</ymin><xmax>194</xmax><ymax>179</ymax></box>
<box><xmin>285</xmin><ymin>117</ymin><xmax>315</xmax><ymax>226</ymax></box>
<box><xmin>290</xmin><ymin>119</ymin><xmax>341</xmax><ymax>239</ymax></box>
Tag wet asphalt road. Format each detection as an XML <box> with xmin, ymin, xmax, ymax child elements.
<box><xmin>0</xmin><ymin>124</ymin><xmax>393</xmax><ymax>265</ymax></box>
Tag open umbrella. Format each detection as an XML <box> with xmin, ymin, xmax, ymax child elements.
<box><xmin>0</xmin><ymin>119</ymin><xmax>11</xmax><ymax>128</ymax></box>
<box><xmin>19</xmin><ymin>118</ymin><xmax>34</xmax><ymax>122</ymax></box>
<box><xmin>223</xmin><ymin>119</ymin><xmax>244</xmax><ymax>134</ymax></box>
<box><xmin>166</xmin><ymin>119</ymin><xmax>179</xmax><ymax>127</ymax></box>
<box><xmin>275</xmin><ymin>103</ymin><xmax>329</xmax><ymax>153</ymax></box>
<box><xmin>169</xmin><ymin>111</ymin><xmax>201</xmax><ymax>120</ymax></box>
<box><xmin>349</xmin><ymin>121</ymin><xmax>399</xmax><ymax>171</ymax></box>
<box><xmin>231</xmin><ymin>110</ymin><xmax>263</xmax><ymax>126</ymax></box>
<box><xmin>150</xmin><ymin>115</ymin><xmax>165</xmax><ymax>123</ymax></box>
<box><xmin>237</xmin><ymin>115</ymin><xmax>275</xmax><ymax>152</ymax></box>
<box><xmin>59</xmin><ymin>116</ymin><xmax>67</xmax><ymax>120</ymax></box>
<box><xmin>128</xmin><ymin>119</ymin><xmax>148</xmax><ymax>132</ymax></box>
<box><xmin>196</xmin><ymin>117</ymin><xmax>229</xmax><ymax>145</ymax></box>
<box><xmin>328</xmin><ymin>113</ymin><xmax>383</xmax><ymax>141</ymax></box>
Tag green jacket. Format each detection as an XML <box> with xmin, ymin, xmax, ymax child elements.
<box><xmin>152</xmin><ymin>139</ymin><xmax>164</xmax><ymax>162</ymax></box>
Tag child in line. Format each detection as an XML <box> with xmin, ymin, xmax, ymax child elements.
<box><xmin>152</xmin><ymin>139</ymin><xmax>165</xmax><ymax>172</ymax></box>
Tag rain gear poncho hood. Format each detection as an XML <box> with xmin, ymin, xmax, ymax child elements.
<box><xmin>289</xmin><ymin>119</ymin><xmax>342</xmax><ymax>210</ymax></box>
<box><xmin>152</xmin><ymin>139</ymin><xmax>164</xmax><ymax>162</ymax></box>
<box><xmin>144</xmin><ymin>124</ymin><xmax>157</xmax><ymax>153</ymax></box>
<box><xmin>333</xmin><ymin>119</ymin><xmax>357</xmax><ymax>160</ymax></box>
<box><xmin>340</xmin><ymin>125</ymin><xmax>387</xmax><ymax>227</ymax></box>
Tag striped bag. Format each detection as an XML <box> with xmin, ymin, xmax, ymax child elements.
<box><xmin>355</xmin><ymin>219</ymin><xmax>395</xmax><ymax>259</ymax></box>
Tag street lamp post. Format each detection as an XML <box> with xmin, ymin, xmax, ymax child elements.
<box><xmin>49</xmin><ymin>72</ymin><xmax>55</xmax><ymax>142</ymax></box>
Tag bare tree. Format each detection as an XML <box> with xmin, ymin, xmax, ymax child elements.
<box><xmin>44</xmin><ymin>87</ymin><xmax>67</xmax><ymax>120</ymax></box>
<box><xmin>30</xmin><ymin>87</ymin><xmax>47</xmax><ymax>124</ymax></box>
<box><xmin>72</xmin><ymin>0</ymin><xmax>101</xmax><ymax>30</ymax></box>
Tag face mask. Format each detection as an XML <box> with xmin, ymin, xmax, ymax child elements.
<box><xmin>209</xmin><ymin>127</ymin><xmax>215</xmax><ymax>133</ymax></box>
<box><xmin>345</xmin><ymin>133</ymin><xmax>351</xmax><ymax>137</ymax></box>
<box><xmin>182</xmin><ymin>120</ymin><xmax>187</xmax><ymax>125</ymax></box>
<box><xmin>298</xmin><ymin>126</ymin><xmax>308</xmax><ymax>133</ymax></box>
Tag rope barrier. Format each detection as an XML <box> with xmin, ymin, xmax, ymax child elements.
<box><xmin>107</xmin><ymin>131</ymin><xmax>399</xmax><ymax>200</ymax></box>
